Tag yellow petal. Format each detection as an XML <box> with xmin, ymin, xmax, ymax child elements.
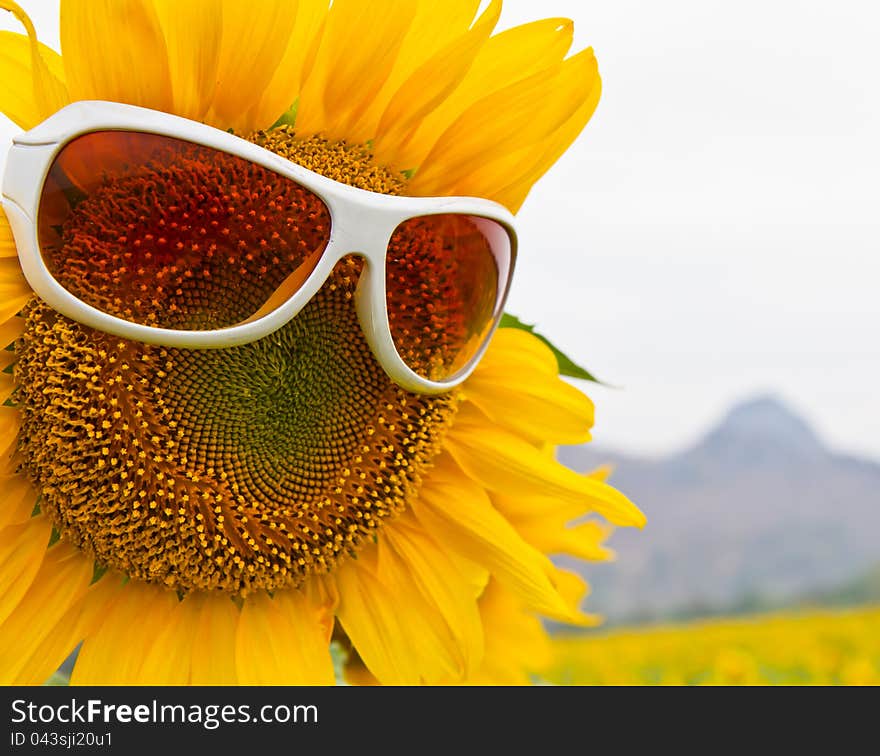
<box><xmin>71</xmin><ymin>581</ymin><xmax>179</xmax><ymax>684</ymax></box>
<box><xmin>0</xmin><ymin>209</ymin><xmax>16</xmax><ymax>258</ymax></box>
<box><xmin>391</xmin><ymin>15</ymin><xmax>573</xmax><ymax>173</ymax></box>
<box><xmin>190</xmin><ymin>593</ymin><xmax>241</xmax><ymax>685</ymax></box>
<box><xmin>0</xmin><ymin>314</ymin><xmax>23</xmax><ymax>348</ymax></box>
<box><xmin>0</xmin><ymin>515</ymin><xmax>51</xmax><ymax>626</ymax></box>
<box><xmin>384</xmin><ymin>515</ymin><xmax>485</xmax><ymax>678</ymax></box>
<box><xmin>137</xmin><ymin>592</ymin><xmax>205</xmax><ymax>684</ymax></box>
<box><xmin>545</xmin><ymin>565</ymin><xmax>600</xmax><ymax>628</ymax></box>
<box><xmin>152</xmin><ymin>0</ymin><xmax>222</xmax><ymax>122</ymax></box>
<box><xmin>0</xmin><ymin>274</ymin><xmax>31</xmax><ymax>325</ymax></box>
<box><xmin>0</xmin><ymin>406</ymin><xmax>19</xmax><ymax>464</ymax></box>
<box><xmin>60</xmin><ymin>0</ymin><xmax>173</xmax><ymax>112</ymax></box>
<box><xmin>413</xmin><ymin>455</ymin><xmax>577</xmax><ymax>622</ymax></box>
<box><xmin>446</xmin><ymin>405</ymin><xmax>645</xmax><ymax>528</ymax></box>
<box><xmin>349</xmin><ymin>0</ymin><xmax>482</xmax><ymax>145</ymax></box>
<box><xmin>465</xmin><ymin>364</ymin><xmax>594</xmax><ymax>445</ymax></box>
<box><xmin>0</xmin><ymin>254</ymin><xmax>30</xmax><ymax>313</ymax></box>
<box><xmin>296</xmin><ymin>0</ymin><xmax>418</xmax><ymax>142</ymax></box>
<box><xmin>469</xmin><ymin>579</ymin><xmax>552</xmax><ymax>684</ymax></box>
<box><xmin>247</xmin><ymin>0</ymin><xmax>329</xmax><ymax>132</ymax></box>
<box><xmin>304</xmin><ymin>574</ymin><xmax>338</xmax><ymax>645</ymax></box>
<box><xmin>205</xmin><ymin>0</ymin><xmax>299</xmax><ymax>133</ymax></box>
<box><xmin>0</xmin><ymin>450</ymin><xmax>17</xmax><ymax>478</ymax></box>
<box><xmin>495</xmin><ymin>71</ymin><xmax>602</xmax><ymax>212</ymax></box>
<box><xmin>235</xmin><ymin>588</ymin><xmax>334</xmax><ymax>685</ymax></box>
<box><xmin>334</xmin><ymin>540</ymin><xmax>461</xmax><ymax>684</ymax></box>
<box><xmin>490</xmin><ymin>465</ymin><xmax>613</xmax><ymax>521</ymax></box>
<box><xmin>510</xmin><ymin>513</ymin><xmax>613</xmax><ymax>563</ymax></box>
<box><xmin>372</xmin><ymin>0</ymin><xmax>501</xmax><ymax>169</ymax></box>
<box><xmin>487</xmin><ymin>326</ymin><xmax>560</xmax><ymax>373</ymax></box>
<box><xmin>0</xmin><ymin>3</ymin><xmax>68</xmax><ymax>127</ymax></box>
<box><xmin>0</xmin><ymin>346</ymin><xmax>13</xmax><ymax>373</ymax></box>
<box><xmin>15</xmin><ymin>573</ymin><xmax>121</xmax><ymax>685</ymax></box>
<box><xmin>0</xmin><ymin>472</ymin><xmax>38</xmax><ymax>531</ymax></box>
<box><xmin>410</xmin><ymin>47</ymin><xmax>597</xmax><ymax>199</ymax></box>
<box><xmin>0</xmin><ymin>540</ymin><xmax>92</xmax><ymax>684</ymax></box>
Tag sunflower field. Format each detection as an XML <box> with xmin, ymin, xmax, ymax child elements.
<box><xmin>547</xmin><ymin>606</ymin><xmax>880</xmax><ymax>685</ymax></box>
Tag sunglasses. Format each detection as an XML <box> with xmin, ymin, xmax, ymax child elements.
<box><xmin>1</xmin><ymin>101</ymin><xmax>517</xmax><ymax>394</ymax></box>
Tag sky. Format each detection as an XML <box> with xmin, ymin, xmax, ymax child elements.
<box><xmin>1</xmin><ymin>0</ymin><xmax>878</xmax><ymax>459</ymax></box>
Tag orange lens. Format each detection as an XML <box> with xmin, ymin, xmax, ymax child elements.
<box><xmin>37</xmin><ymin>131</ymin><xmax>331</xmax><ymax>330</ymax></box>
<box><xmin>386</xmin><ymin>214</ymin><xmax>511</xmax><ymax>382</ymax></box>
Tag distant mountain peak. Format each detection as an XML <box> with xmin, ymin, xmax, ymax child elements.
<box><xmin>696</xmin><ymin>394</ymin><xmax>825</xmax><ymax>461</ymax></box>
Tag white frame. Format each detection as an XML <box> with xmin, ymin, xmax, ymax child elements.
<box><xmin>1</xmin><ymin>101</ymin><xmax>516</xmax><ymax>394</ymax></box>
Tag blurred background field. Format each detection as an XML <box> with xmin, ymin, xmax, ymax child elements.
<box><xmin>547</xmin><ymin>606</ymin><xmax>880</xmax><ymax>686</ymax></box>
<box><xmin>551</xmin><ymin>394</ymin><xmax>880</xmax><ymax>686</ymax></box>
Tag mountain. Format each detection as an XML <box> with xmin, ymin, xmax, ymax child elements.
<box><xmin>558</xmin><ymin>395</ymin><xmax>880</xmax><ymax>623</ymax></box>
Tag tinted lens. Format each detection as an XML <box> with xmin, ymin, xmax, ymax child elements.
<box><xmin>38</xmin><ymin>131</ymin><xmax>331</xmax><ymax>330</ymax></box>
<box><xmin>386</xmin><ymin>213</ymin><xmax>511</xmax><ymax>382</ymax></box>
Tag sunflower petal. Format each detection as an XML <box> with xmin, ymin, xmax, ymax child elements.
<box><xmin>151</xmin><ymin>0</ymin><xmax>222</xmax><ymax>122</ymax></box>
<box><xmin>485</xmin><ymin>326</ymin><xmax>559</xmax><ymax>374</ymax></box>
<box><xmin>247</xmin><ymin>0</ymin><xmax>328</xmax><ymax>132</ymax></box>
<box><xmin>446</xmin><ymin>405</ymin><xmax>645</xmax><ymax>528</ymax></box>
<box><xmin>470</xmin><ymin>579</ymin><xmax>552</xmax><ymax>684</ymax></box>
<box><xmin>509</xmin><ymin>513</ymin><xmax>613</xmax><ymax>563</ymax></box>
<box><xmin>0</xmin><ymin>250</ymin><xmax>31</xmax><ymax>296</ymax></box>
<box><xmin>189</xmin><ymin>594</ymin><xmax>240</xmax><ymax>684</ymax></box>
<box><xmin>0</xmin><ymin>315</ymin><xmax>23</xmax><ymax>349</ymax></box>
<box><xmin>0</xmin><ymin>347</ymin><xmax>13</xmax><ymax>373</ymax></box>
<box><xmin>410</xmin><ymin>47</ymin><xmax>598</xmax><ymax>199</ymax></box>
<box><xmin>334</xmin><ymin>541</ymin><xmax>462</xmax><ymax>684</ymax></box>
<box><xmin>71</xmin><ymin>581</ymin><xmax>178</xmax><ymax>684</ymax></box>
<box><xmin>205</xmin><ymin>0</ymin><xmax>299</xmax><ymax>133</ymax></box>
<box><xmin>0</xmin><ymin>257</ymin><xmax>30</xmax><ymax>324</ymax></box>
<box><xmin>0</xmin><ymin>406</ymin><xmax>19</xmax><ymax>463</ymax></box>
<box><xmin>137</xmin><ymin>593</ymin><xmax>202</xmax><ymax>684</ymax></box>
<box><xmin>495</xmin><ymin>69</ymin><xmax>602</xmax><ymax>212</ymax></box>
<box><xmin>0</xmin><ymin>540</ymin><xmax>92</xmax><ymax>684</ymax></box>
<box><xmin>384</xmin><ymin>515</ymin><xmax>485</xmax><ymax>677</ymax></box>
<box><xmin>413</xmin><ymin>455</ymin><xmax>578</xmax><ymax>621</ymax></box>
<box><xmin>348</xmin><ymin>0</ymin><xmax>481</xmax><ymax>144</ymax></box>
<box><xmin>490</xmin><ymin>464</ymin><xmax>614</xmax><ymax>521</ymax></box>
<box><xmin>546</xmin><ymin>565</ymin><xmax>601</xmax><ymax>627</ymax></box>
<box><xmin>0</xmin><ymin>3</ymin><xmax>68</xmax><ymax>127</ymax></box>
<box><xmin>235</xmin><ymin>589</ymin><xmax>334</xmax><ymax>685</ymax></box>
<box><xmin>16</xmin><ymin>573</ymin><xmax>120</xmax><ymax>685</ymax></box>
<box><xmin>0</xmin><ymin>209</ymin><xmax>16</xmax><ymax>259</ymax></box>
<box><xmin>465</xmin><ymin>365</ymin><xmax>594</xmax><ymax>445</ymax></box>
<box><xmin>304</xmin><ymin>575</ymin><xmax>338</xmax><ymax>645</ymax></box>
<box><xmin>388</xmin><ymin>15</ymin><xmax>573</xmax><ymax>173</ymax></box>
<box><xmin>372</xmin><ymin>0</ymin><xmax>501</xmax><ymax>168</ymax></box>
<box><xmin>296</xmin><ymin>0</ymin><xmax>418</xmax><ymax>142</ymax></box>
<box><xmin>0</xmin><ymin>515</ymin><xmax>51</xmax><ymax>626</ymax></box>
<box><xmin>60</xmin><ymin>0</ymin><xmax>173</xmax><ymax>112</ymax></box>
<box><xmin>0</xmin><ymin>472</ymin><xmax>39</xmax><ymax>531</ymax></box>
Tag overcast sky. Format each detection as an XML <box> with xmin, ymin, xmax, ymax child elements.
<box><xmin>2</xmin><ymin>1</ymin><xmax>878</xmax><ymax>458</ymax></box>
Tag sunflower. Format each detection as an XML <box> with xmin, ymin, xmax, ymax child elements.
<box><xmin>0</xmin><ymin>0</ymin><xmax>644</xmax><ymax>685</ymax></box>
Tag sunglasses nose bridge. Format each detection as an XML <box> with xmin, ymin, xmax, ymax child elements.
<box><xmin>325</xmin><ymin>204</ymin><xmax>395</xmax><ymax>265</ymax></box>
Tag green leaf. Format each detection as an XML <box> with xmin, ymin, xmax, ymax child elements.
<box><xmin>270</xmin><ymin>98</ymin><xmax>299</xmax><ymax>130</ymax></box>
<box><xmin>498</xmin><ymin>313</ymin><xmax>605</xmax><ymax>384</ymax></box>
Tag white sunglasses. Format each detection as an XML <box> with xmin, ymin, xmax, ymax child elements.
<box><xmin>1</xmin><ymin>101</ymin><xmax>517</xmax><ymax>394</ymax></box>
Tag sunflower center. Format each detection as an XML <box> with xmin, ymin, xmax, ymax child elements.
<box><xmin>14</xmin><ymin>129</ymin><xmax>458</xmax><ymax>595</ymax></box>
